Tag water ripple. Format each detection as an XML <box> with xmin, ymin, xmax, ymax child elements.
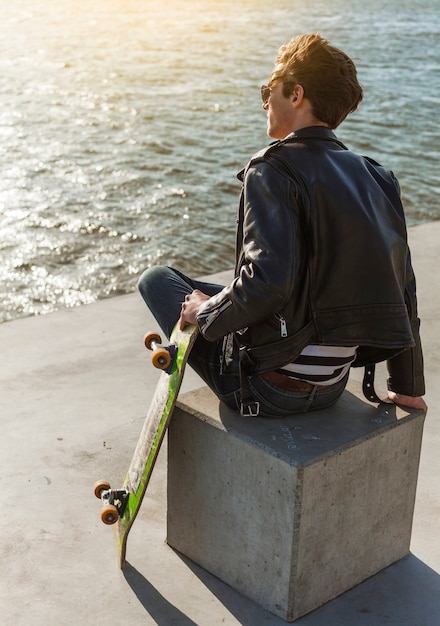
<box><xmin>0</xmin><ymin>0</ymin><xmax>439</xmax><ymax>322</ymax></box>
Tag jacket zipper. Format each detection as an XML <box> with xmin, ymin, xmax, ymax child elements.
<box><xmin>276</xmin><ymin>314</ymin><xmax>288</xmax><ymax>337</ymax></box>
<box><xmin>201</xmin><ymin>299</ymin><xmax>232</xmax><ymax>332</ymax></box>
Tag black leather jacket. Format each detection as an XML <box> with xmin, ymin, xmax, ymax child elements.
<box><xmin>197</xmin><ymin>127</ymin><xmax>425</xmax><ymax>397</ymax></box>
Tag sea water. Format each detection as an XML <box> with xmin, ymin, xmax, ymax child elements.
<box><xmin>1</xmin><ymin>0</ymin><xmax>439</xmax><ymax>321</ymax></box>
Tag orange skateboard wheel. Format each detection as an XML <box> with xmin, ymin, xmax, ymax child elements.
<box><xmin>101</xmin><ymin>504</ymin><xmax>119</xmax><ymax>525</ymax></box>
<box><xmin>151</xmin><ymin>348</ymin><xmax>172</xmax><ymax>370</ymax></box>
<box><xmin>144</xmin><ymin>331</ymin><xmax>162</xmax><ymax>351</ymax></box>
<box><xmin>94</xmin><ymin>479</ymin><xmax>111</xmax><ymax>499</ymax></box>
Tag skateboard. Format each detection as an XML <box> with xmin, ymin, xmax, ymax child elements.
<box><xmin>94</xmin><ymin>322</ymin><xmax>198</xmax><ymax>568</ymax></box>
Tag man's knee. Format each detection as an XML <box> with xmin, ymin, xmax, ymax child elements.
<box><xmin>137</xmin><ymin>265</ymin><xmax>168</xmax><ymax>298</ymax></box>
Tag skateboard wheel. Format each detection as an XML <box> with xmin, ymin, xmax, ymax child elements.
<box><xmin>94</xmin><ymin>479</ymin><xmax>111</xmax><ymax>499</ymax></box>
<box><xmin>144</xmin><ymin>331</ymin><xmax>162</xmax><ymax>351</ymax></box>
<box><xmin>151</xmin><ymin>348</ymin><xmax>172</xmax><ymax>370</ymax></box>
<box><xmin>101</xmin><ymin>504</ymin><xmax>119</xmax><ymax>525</ymax></box>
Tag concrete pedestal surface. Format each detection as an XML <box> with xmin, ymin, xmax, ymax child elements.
<box><xmin>168</xmin><ymin>383</ymin><xmax>425</xmax><ymax>621</ymax></box>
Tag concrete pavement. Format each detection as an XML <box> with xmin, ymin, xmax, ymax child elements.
<box><xmin>0</xmin><ymin>224</ymin><xmax>439</xmax><ymax>625</ymax></box>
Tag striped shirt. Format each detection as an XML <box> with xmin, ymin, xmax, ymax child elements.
<box><xmin>278</xmin><ymin>345</ymin><xmax>358</xmax><ymax>386</ymax></box>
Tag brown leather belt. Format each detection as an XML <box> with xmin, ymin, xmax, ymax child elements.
<box><xmin>260</xmin><ymin>370</ymin><xmax>321</xmax><ymax>392</ymax></box>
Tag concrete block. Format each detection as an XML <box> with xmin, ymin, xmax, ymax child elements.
<box><xmin>167</xmin><ymin>381</ymin><xmax>425</xmax><ymax>622</ymax></box>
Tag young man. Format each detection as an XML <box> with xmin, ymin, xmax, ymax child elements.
<box><xmin>138</xmin><ymin>33</ymin><xmax>427</xmax><ymax>417</ymax></box>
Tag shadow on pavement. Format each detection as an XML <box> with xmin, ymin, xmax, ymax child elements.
<box><xmin>172</xmin><ymin>552</ymin><xmax>440</xmax><ymax>626</ymax></box>
<box><xmin>123</xmin><ymin>562</ymin><xmax>199</xmax><ymax>626</ymax></box>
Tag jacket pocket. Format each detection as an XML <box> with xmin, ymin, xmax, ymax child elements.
<box><xmin>239</xmin><ymin>319</ymin><xmax>316</xmax><ymax>375</ymax></box>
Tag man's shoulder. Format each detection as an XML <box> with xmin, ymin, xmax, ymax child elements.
<box><xmin>237</xmin><ymin>141</ymin><xmax>288</xmax><ymax>181</ymax></box>
<box><xmin>250</xmin><ymin>140</ymin><xmax>284</xmax><ymax>163</ymax></box>
<box><xmin>246</xmin><ymin>139</ymin><xmax>303</xmax><ymax>171</ymax></box>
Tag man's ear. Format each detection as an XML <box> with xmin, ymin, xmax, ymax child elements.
<box><xmin>291</xmin><ymin>84</ymin><xmax>305</xmax><ymax>105</ymax></box>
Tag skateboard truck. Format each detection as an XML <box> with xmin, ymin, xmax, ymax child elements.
<box><xmin>94</xmin><ymin>480</ymin><xmax>129</xmax><ymax>525</ymax></box>
<box><xmin>144</xmin><ymin>332</ymin><xmax>177</xmax><ymax>374</ymax></box>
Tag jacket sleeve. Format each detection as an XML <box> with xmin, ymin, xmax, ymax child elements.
<box><xmin>386</xmin><ymin>248</ymin><xmax>425</xmax><ymax>396</ymax></box>
<box><xmin>196</xmin><ymin>161</ymin><xmax>303</xmax><ymax>341</ymax></box>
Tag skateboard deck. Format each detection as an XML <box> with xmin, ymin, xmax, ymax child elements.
<box><xmin>94</xmin><ymin>323</ymin><xmax>198</xmax><ymax>568</ymax></box>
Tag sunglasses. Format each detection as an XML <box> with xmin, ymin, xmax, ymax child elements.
<box><xmin>261</xmin><ymin>85</ymin><xmax>271</xmax><ymax>104</ymax></box>
<box><xmin>261</xmin><ymin>81</ymin><xmax>297</xmax><ymax>104</ymax></box>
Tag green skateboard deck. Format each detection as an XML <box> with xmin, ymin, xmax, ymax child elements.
<box><xmin>94</xmin><ymin>323</ymin><xmax>198</xmax><ymax>568</ymax></box>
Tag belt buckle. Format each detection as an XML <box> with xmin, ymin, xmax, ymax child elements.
<box><xmin>240</xmin><ymin>401</ymin><xmax>260</xmax><ymax>417</ymax></box>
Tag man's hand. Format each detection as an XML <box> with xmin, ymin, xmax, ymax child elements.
<box><xmin>388</xmin><ymin>391</ymin><xmax>428</xmax><ymax>414</ymax></box>
<box><xmin>179</xmin><ymin>290</ymin><xmax>211</xmax><ymax>330</ymax></box>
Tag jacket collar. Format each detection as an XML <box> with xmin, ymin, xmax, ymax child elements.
<box><xmin>286</xmin><ymin>125</ymin><xmax>337</xmax><ymax>141</ymax></box>
<box><xmin>284</xmin><ymin>126</ymin><xmax>348</xmax><ymax>149</ymax></box>
<box><xmin>237</xmin><ymin>127</ymin><xmax>346</xmax><ymax>181</ymax></box>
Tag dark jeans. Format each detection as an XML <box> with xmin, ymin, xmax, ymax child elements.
<box><xmin>137</xmin><ymin>266</ymin><xmax>348</xmax><ymax>417</ymax></box>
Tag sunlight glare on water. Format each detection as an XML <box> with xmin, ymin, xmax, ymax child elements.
<box><xmin>0</xmin><ymin>0</ymin><xmax>439</xmax><ymax>321</ymax></box>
